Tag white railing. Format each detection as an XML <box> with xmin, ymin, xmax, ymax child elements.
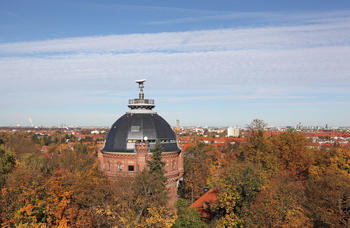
<box><xmin>128</xmin><ymin>99</ymin><xmax>154</xmax><ymax>105</ymax></box>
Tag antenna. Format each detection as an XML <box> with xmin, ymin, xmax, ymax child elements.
<box><xmin>136</xmin><ymin>79</ymin><xmax>146</xmax><ymax>99</ymax></box>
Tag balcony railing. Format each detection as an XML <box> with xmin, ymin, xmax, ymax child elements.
<box><xmin>129</xmin><ymin>99</ymin><xmax>154</xmax><ymax>105</ymax></box>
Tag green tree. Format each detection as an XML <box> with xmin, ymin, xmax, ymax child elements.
<box><xmin>0</xmin><ymin>145</ymin><xmax>16</xmax><ymax>187</ymax></box>
<box><xmin>147</xmin><ymin>140</ymin><xmax>165</xmax><ymax>175</ymax></box>
<box><xmin>210</xmin><ymin>162</ymin><xmax>263</xmax><ymax>227</ymax></box>
<box><xmin>130</xmin><ymin>140</ymin><xmax>170</xmax><ymax>224</ymax></box>
<box><xmin>173</xmin><ymin>199</ymin><xmax>207</xmax><ymax>228</ymax></box>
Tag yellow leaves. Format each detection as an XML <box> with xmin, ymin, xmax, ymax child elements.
<box><xmin>216</xmin><ymin>188</ymin><xmax>240</xmax><ymax>213</ymax></box>
<box><xmin>45</xmin><ymin>172</ymin><xmax>74</xmax><ymax>225</ymax></box>
<box><xmin>211</xmin><ymin>185</ymin><xmax>243</xmax><ymax>227</ymax></box>
<box><xmin>216</xmin><ymin>212</ymin><xmax>242</xmax><ymax>228</ymax></box>
<box><xmin>207</xmin><ymin>150</ymin><xmax>228</xmax><ymax>188</ymax></box>
<box><xmin>308</xmin><ymin>165</ymin><xmax>323</xmax><ymax>179</ymax></box>
<box><xmin>207</xmin><ymin>163</ymin><xmax>221</xmax><ymax>188</ymax></box>
<box><xmin>284</xmin><ymin>206</ymin><xmax>311</xmax><ymax>228</ymax></box>
<box><xmin>112</xmin><ymin>206</ymin><xmax>176</xmax><ymax>228</ymax></box>
<box><xmin>106</xmin><ymin>205</ymin><xmax>114</xmax><ymax>216</ymax></box>
<box><xmin>329</xmin><ymin>148</ymin><xmax>350</xmax><ymax>172</ymax></box>
<box><xmin>141</xmin><ymin>207</ymin><xmax>177</xmax><ymax>228</ymax></box>
<box><xmin>117</xmin><ymin>209</ymin><xmax>137</xmax><ymax>227</ymax></box>
<box><xmin>273</xmin><ymin>130</ymin><xmax>313</xmax><ymax>176</ymax></box>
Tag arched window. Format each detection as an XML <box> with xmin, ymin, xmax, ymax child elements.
<box><xmin>117</xmin><ymin>162</ymin><xmax>123</xmax><ymax>171</ymax></box>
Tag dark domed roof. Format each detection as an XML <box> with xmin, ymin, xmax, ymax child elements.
<box><xmin>103</xmin><ymin>113</ymin><xmax>180</xmax><ymax>153</ymax></box>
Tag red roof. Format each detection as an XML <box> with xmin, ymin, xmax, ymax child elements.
<box><xmin>189</xmin><ymin>189</ymin><xmax>218</xmax><ymax>218</ymax></box>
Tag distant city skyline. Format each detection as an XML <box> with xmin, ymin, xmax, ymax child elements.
<box><xmin>1</xmin><ymin>0</ymin><xmax>350</xmax><ymax>127</ymax></box>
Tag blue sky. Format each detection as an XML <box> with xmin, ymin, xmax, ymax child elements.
<box><xmin>1</xmin><ymin>0</ymin><xmax>350</xmax><ymax>127</ymax></box>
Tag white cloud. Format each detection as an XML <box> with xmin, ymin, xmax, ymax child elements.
<box><xmin>0</xmin><ymin>10</ymin><xmax>350</xmax><ymax>126</ymax></box>
<box><xmin>1</xmin><ymin>47</ymin><xmax>350</xmax><ymax>92</ymax></box>
<box><xmin>0</xmin><ymin>11</ymin><xmax>349</xmax><ymax>55</ymax></box>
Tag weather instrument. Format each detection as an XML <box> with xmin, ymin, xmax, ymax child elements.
<box><xmin>136</xmin><ymin>79</ymin><xmax>146</xmax><ymax>99</ymax></box>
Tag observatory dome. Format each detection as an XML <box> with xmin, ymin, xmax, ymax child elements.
<box><xmin>102</xmin><ymin>80</ymin><xmax>180</xmax><ymax>153</ymax></box>
<box><xmin>103</xmin><ymin>113</ymin><xmax>179</xmax><ymax>152</ymax></box>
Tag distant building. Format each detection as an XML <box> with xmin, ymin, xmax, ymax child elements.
<box><xmin>98</xmin><ymin>80</ymin><xmax>184</xmax><ymax>205</ymax></box>
<box><xmin>227</xmin><ymin>127</ymin><xmax>240</xmax><ymax>137</ymax></box>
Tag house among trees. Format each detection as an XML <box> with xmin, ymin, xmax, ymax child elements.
<box><xmin>190</xmin><ymin>188</ymin><xmax>218</xmax><ymax>219</ymax></box>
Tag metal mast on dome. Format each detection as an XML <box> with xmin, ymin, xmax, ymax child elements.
<box><xmin>136</xmin><ymin>79</ymin><xmax>145</xmax><ymax>99</ymax></box>
<box><xmin>128</xmin><ymin>79</ymin><xmax>155</xmax><ymax>112</ymax></box>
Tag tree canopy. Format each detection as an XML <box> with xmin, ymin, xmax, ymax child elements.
<box><xmin>2</xmin><ymin>123</ymin><xmax>350</xmax><ymax>227</ymax></box>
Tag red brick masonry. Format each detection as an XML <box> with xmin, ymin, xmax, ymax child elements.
<box><xmin>98</xmin><ymin>141</ymin><xmax>184</xmax><ymax>205</ymax></box>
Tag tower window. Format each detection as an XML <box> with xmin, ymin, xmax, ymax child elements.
<box><xmin>117</xmin><ymin>163</ymin><xmax>124</xmax><ymax>171</ymax></box>
<box><xmin>128</xmin><ymin>165</ymin><xmax>134</xmax><ymax>172</ymax></box>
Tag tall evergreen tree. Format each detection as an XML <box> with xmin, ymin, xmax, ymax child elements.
<box><xmin>147</xmin><ymin>140</ymin><xmax>166</xmax><ymax>175</ymax></box>
<box><xmin>133</xmin><ymin>140</ymin><xmax>168</xmax><ymax>209</ymax></box>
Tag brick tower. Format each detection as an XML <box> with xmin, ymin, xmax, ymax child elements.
<box><xmin>98</xmin><ymin>80</ymin><xmax>183</xmax><ymax>205</ymax></box>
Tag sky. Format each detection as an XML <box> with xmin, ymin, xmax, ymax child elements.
<box><xmin>1</xmin><ymin>0</ymin><xmax>350</xmax><ymax>127</ymax></box>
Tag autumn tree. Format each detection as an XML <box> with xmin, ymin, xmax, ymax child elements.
<box><xmin>306</xmin><ymin>167</ymin><xmax>350</xmax><ymax>226</ymax></box>
<box><xmin>0</xmin><ymin>141</ymin><xmax>111</xmax><ymax>227</ymax></box>
<box><xmin>1</xmin><ymin>138</ymin><xmax>177</xmax><ymax>227</ymax></box>
<box><xmin>248</xmin><ymin>118</ymin><xmax>267</xmax><ymax>131</ymax></box>
<box><xmin>240</xmin><ymin>119</ymin><xmax>278</xmax><ymax>178</ymax></box>
<box><xmin>273</xmin><ymin>130</ymin><xmax>314</xmax><ymax>177</ymax></box>
<box><xmin>209</xmin><ymin>161</ymin><xmax>263</xmax><ymax>227</ymax></box>
<box><xmin>305</xmin><ymin>148</ymin><xmax>350</xmax><ymax>226</ymax></box>
<box><xmin>249</xmin><ymin>172</ymin><xmax>312</xmax><ymax>227</ymax></box>
<box><xmin>181</xmin><ymin>142</ymin><xmax>217</xmax><ymax>202</ymax></box>
<box><xmin>6</xmin><ymin>133</ymin><xmax>39</xmax><ymax>157</ymax></box>
<box><xmin>1</xmin><ymin>160</ymin><xmax>48</xmax><ymax>226</ymax></box>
